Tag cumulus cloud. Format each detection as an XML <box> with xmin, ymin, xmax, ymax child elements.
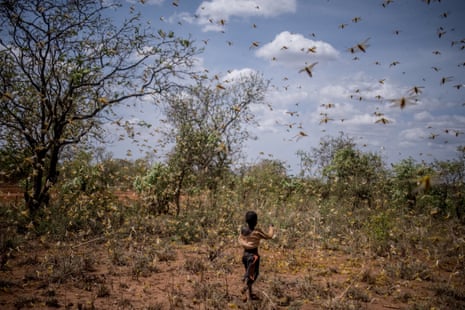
<box><xmin>266</xmin><ymin>86</ymin><xmax>309</xmax><ymax>108</ymax></box>
<box><xmin>319</xmin><ymin>84</ymin><xmax>352</xmax><ymax>103</ymax></box>
<box><xmin>399</xmin><ymin>127</ymin><xmax>427</xmax><ymax>144</ymax></box>
<box><xmin>222</xmin><ymin>68</ymin><xmax>257</xmax><ymax>82</ymax></box>
<box><xmin>255</xmin><ymin>31</ymin><xmax>339</xmax><ymax>66</ymax></box>
<box><xmin>414</xmin><ymin>111</ymin><xmax>433</xmax><ymax>122</ymax></box>
<box><xmin>251</xmin><ymin>106</ymin><xmax>286</xmax><ymax>133</ymax></box>
<box><xmin>195</xmin><ymin>0</ymin><xmax>297</xmax><ymax>32</ymax></box>
<box><xmin>342</xmin><ymin>113</ymin><xmax>378</xmax><ymax>126</ymax></box>
<box><xmin>248</xmin><ymin>86</ymin><xmax>310</xmax><ymax>134</ymax></box>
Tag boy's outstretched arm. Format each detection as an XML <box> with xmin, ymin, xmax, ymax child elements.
<box><xmin>256</xmin><ymin>224</ymin><xmax>274</xmax><ymax>239</ymax></box>
<box><xmin>267</xmin><ymin>224</ymin><xmax>274</xmax><ymax>239</ymax></box>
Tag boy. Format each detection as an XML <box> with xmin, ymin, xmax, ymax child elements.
<box><xmin>238</xmin><ymin>211</ymin><xmax>274</xmax><ymax>302</ymax></box>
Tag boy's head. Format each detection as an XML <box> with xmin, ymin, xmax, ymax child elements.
<box><xmin>245</xmin><ymin>211</ymin><xmax>258</xmax><ymax>230</ymax></box>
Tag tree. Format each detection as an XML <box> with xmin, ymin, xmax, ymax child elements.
<box><xmin>430</xmin><ymin>158</ymin><xmax>465</xmax><ymax>219</ymax></box>
<box><xmin>0</xmin><ymin>0</ymin><xmax>199</xmax><ymax>219</ymax></box>
<box><xmin>322</xmin><ymin>146</ymin><xmax>386</xmax><ymax>208</ymax></box>
<box><xmin>297</xmin><ymin>133</ymin><xmax>356</xmax><ymax>178</ymax></box>
<box><xmin>237</xmin><ymin>159</ymin><xmax>291</xmax><ymax>207</ymax></box>
<box><xmin>161</xmin><ymin>72</ymin><xmax>268</xmax><ymax>215</ymax></box>
<box><xmin>134</xmin><ymin>162</ymin><xmax>175</xmax><ymax>215</ymax></box>
<box><xmin>390</xmin><ymin>157</ymin><xmax>424</xmax><ymax>209</ymax></box>
<box><xmin>298</xmin><ymin>134</ymin><xmax>389</xmax><ymax>208</ymax></box>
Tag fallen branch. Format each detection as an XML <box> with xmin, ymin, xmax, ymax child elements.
<box><xmin>71</xmin><ymin>236</ymin><xmax>106</xmax><ymax>248</ymax></box>
<box><xmin>257</xmin><ymin>289</ymin><xmax>277</xmax><ymax>308</ymax></box>
<box><xmin>335</xmin><ymin>282</ymin><xmax>353</xmax><ymax>301</ymax></box>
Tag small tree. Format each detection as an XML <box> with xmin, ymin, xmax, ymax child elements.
<box><xmin>297</xmin><ymin>133</ymin><xmax>356</xmax><ymax>178</ymax></box>
<box><xmin>0</xmin><ymin>0</ymin><xmax>199</xmax><ymax>219</ymax></box>
<box><xmin>161</xmin><ymin>72</ymin><xmax>268</xmax><ymax>214</ymax></box>
<box><xmin>237</xmin><ymin>159</ymin><xmax>290</xmax><ymax>208</ymax></box>
<box><xmin>134</xmin><ymin>163</ymin><xmax>175</xmax><ymax>215</ymax></box>
<box><xmin>323</xmin><ymin>146</ymin><xmax>385</xmax><ymax>209</ymax></box>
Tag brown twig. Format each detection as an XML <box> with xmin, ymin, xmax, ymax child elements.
<box><xmin>71</xmin><ymin>236</ymin><xmax>106</xmax><ymax>248</ymax></box>
<box><xmin>257</xmin><ymin>289</ymin><xmax>276</xmax><ymax>308</ymax></box>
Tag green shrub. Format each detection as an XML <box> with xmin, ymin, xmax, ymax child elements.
<box><xmin>365</xmin><ymin>211</ymin><xmax>393</xmax><ymax>255</ymax></box>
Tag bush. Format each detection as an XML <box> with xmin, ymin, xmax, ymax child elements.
<box><xmin>365</xmin><ymin>210</ymin><xmax>394</xmax><ymax>256</ymax></box>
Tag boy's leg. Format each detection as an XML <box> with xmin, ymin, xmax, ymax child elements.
<box><xmin>249</xmin><ymin>255</ymin><xmax>260</xmax><ymax>300</ymax></box>
<box><xmin>248</xmin><ymin>282</ymin><xmax>254</xmax><ymax>300</ymax></box>
<box><xmin>248</xmin><ymin>282</ymin><xmax>259</xmax><ymax>300</ymax></box>
<box><xmin>242</xmin><ymin>253</ymin><xmax>260</xmax><ymax>301</ymax></box>
<box><xmin>241</xmin><ymin>285</ymin><xmax>248</xmax><ymax>302</ymax></box>
<box><xmin>241</xmin><ymin>255</ymin><xmax>249</xmax><ymax>301</ymax></box>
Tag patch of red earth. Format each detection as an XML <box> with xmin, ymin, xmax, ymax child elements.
<box><xmin>0</xmin><ymin>184</ymin><xmax>139</xmax><ymax>205</ymax></box>
<box><xmin>113</xmin><ymin>190</ymin><xmax>139</xmax><ymax>202</ymax></box>
<box><xmin>0</xmin><ymin>184</ymin><xmax>23</xmax><ymax>203</ymax></box>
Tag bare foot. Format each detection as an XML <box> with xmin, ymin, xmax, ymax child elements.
<box><xmin>241</xmin><ymin>286</ymin><xmax>248</xmax><ymax>302</ymax></box>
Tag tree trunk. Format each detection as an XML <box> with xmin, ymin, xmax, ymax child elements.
<box><xmin>25</xmin><ymin>146</ymin><xmax>60</xmax><ymax>221</ymax></box>
<box><xmin>25</xmin><ymin>175</ymin><xmax>49</xmax><ymax>221</ymax></box>
<box><xmin>174</xmin><ymin>170</ymin><xmax>185</xmax><ymax>216</ymax></box>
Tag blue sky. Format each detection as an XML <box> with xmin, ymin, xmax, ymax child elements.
<box><xmin>106</xmin><ymin>0</ymin><xmax>465</xmax><ymax>173</ymax></box>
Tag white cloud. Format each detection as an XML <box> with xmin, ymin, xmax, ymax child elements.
<box><xmin>251</xmin><ymin>106</ymin><xmax>286</xmax><ymax>133</ymax></box>
<box><xmin>399</xmin><ymin>127</ymin><xmax>427</xmax><ymax>144</ymax></box>
<box><xmin>178</xmin><ymin>12</ymin><xmax>196</xmax><ymax>24</ymax></box>
<box><xmin>318</xmin><ymin>84</ymin><xmax>353</xmax><ymax>104</ymax></box>
<box><xmin>343</xmin><ymin>113</ymin><xmax>377</xmax><ymax>126</ymax></box>
<box><xmin>222</xmin><ymin>68</ymin><xmax>257</xmax><ymax>82</ymax></box>
<box><xmin>255</xmin><ymin>31</ymin><xmax>339</xmax><ymax>67</ymax></box>
<box><xmin>249</xmin><ymin>86</ymin><xmax>308</xmax><ymax>134</ymax></box>
<box><xmin>126</xmin><ymin>0</ymin><xmax>164</xmax><ymax>5</ymax></box>
<box><xmin>414</xmin><ymin>111</ymin><xmax>433</xmax><ymax>122</ymax></box>
<box><xmin>195</xmin><ymin>0</ymin><xmax>297</xmax><ymax>31</ymax></box>
<box><xmin>266</xmin><ymin>86</ymin><xmax>309</xmax><ymax>109</ymax></box>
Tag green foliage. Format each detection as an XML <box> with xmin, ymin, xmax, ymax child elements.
<box><xmin>237</xmin><ymin>159</ymin><xmax>290</xmax><ymax>207</ymax></box>
<box><xmin>390</xmin><ymin>158</ymin><xmax>424</xmax><ymax>209</ymax></box>
<box><xmin>321</xmin><ymin>140</ymin><xmax>386</xmax><ymax>209</ymax></box>
<box><xmin>13</xmin><ymin>150</ymin><xmax>141</xmax><ymax>237</ymax></box>
<box><xmin>365</xmin><ymin>211</ymin><xmax>394</xmax><ymax>255</ymax></box>
<box><xmin>431</xmin><ymin>158</ymin><xmax>465</xmax><ymax>219</ymax></box>
<box><xmin>389</xmin><ymin>156</ymin><xmax>465</xmax><ymax>220</ymax></box>
<box><xmin>297</xmin><ymin>133</ymin><xmax>356</xmax><ymax>178</ymax></box>
<box><xmin>0</xmin><ymin>144</ymin><xmax>29</xmax><ymax>183</ymax></box>
<box><xmin>135</xmin><ymin>162</ymin><xmax>177</xmax><ymax>215</ymax></box>
<box><xmin>1</xmin><ymin>144</ymin><xmax>465</xmax><ymax>310</ymax></box>
<box><xmin>59</xmin><ymin>151</ymin><xmax>105</xmax><ymax>195</ymax></box>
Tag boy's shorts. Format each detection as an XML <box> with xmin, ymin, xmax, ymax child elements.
<box><xmin>242</xmin><ymin>251</ymin><xmax>260</xmax><ymax>284</ymax></box>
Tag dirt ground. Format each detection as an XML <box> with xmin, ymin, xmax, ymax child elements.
<box><xmin>0</xmin><ymin>232</ymin><xmax>462</xmax><ymax>310</ymax></box>
<box><xmin>1</xmin><ymin>185</ymin><xmax>463</xmax><ymax>309</ymax></box>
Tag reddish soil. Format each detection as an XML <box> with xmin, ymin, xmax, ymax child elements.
<box><xmin>0</xmin><ymin>234</ymin><xmax>461</xmax><ymax>310</ymax></box>
<box><xmin>0</xmin><ymin>185</ymin><xmax>139</xmax><ymax>204</ymax></box>
<box><xmin>1</xmin><ymin>185</ymin><xmax>463</xmax><ymax>309</ymax></box>
<box><xmin>0</xmin><ymin>184</ymin><xmax>23</xmax><ymax>204</ymax></box>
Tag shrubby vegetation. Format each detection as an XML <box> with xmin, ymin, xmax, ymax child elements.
<box><xmin>1</xmin><ymin>134</ymin><xmax>464</xmax><ymax>308</ymax></box>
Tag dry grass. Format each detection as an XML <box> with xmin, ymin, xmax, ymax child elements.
<box><xmin>1</xmin><ymin>184</ymin><xmax>464</xmax><ymax>309</ymax></box>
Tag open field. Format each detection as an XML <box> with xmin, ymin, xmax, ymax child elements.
<box><xmin>1</xmin><ymin>231</ymin><xmax>464</xmax><ymax>310</ymax></box>
<box><xmin>1</xmin><ymin>201</ymin><xmax>464</xmax><ymax>309</ymax></box>
<box><xmin>1</xmin><ymin>177</ymin><xmax>465</xmax><ymax>310</ymax></box>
